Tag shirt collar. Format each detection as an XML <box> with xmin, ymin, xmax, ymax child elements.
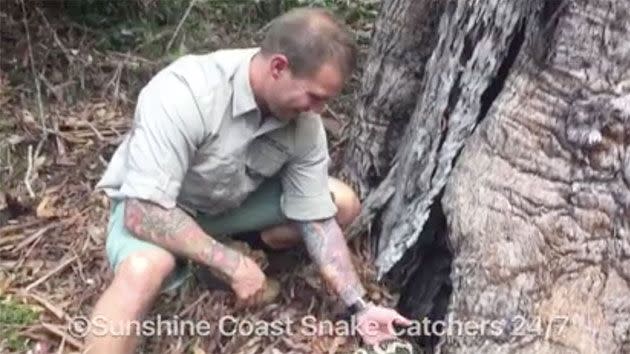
<box><xmin>232</xmin><ymin>48</ymin><xmax>260</xmax><ymax>118</ymax></box>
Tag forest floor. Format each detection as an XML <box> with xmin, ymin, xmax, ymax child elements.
<box><xmin>0</xmin><ymin>2</ymin><xmax>399</xmax><ymax>353</ymax></box>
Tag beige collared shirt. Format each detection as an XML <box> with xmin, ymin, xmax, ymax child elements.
<box><xmin>96</xmin><ymin>48</ymin><xmax>337</xmax><ymax>221</ymax></box>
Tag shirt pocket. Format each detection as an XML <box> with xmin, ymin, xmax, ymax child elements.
<box><xmin>245</xmin><ymin>138</ymin><xmax>289</xmax><ymax>178</ymax></box>
<box><xmin>185</xmin><ymin>152</ymin><xmax>248</xmax><ymax>212</ymax></box>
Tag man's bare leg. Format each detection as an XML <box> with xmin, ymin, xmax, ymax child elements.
<box><xmin>261</xmin><ymin>177</ymin><xmax>361</xmax><ymax>250</ymax></box>
<box><xmin>84</xmin><ymin>249</ymin><xmax>175</xmax><ymax>354</ymax></box>
<box><xmin>86</xmin><ymin>196</ymin><xmax>265</xmax><ymax>353</ymax></box>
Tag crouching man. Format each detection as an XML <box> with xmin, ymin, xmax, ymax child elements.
<box><xmin>88</xmin><ymin>8</ymin><xmax>410</xmax><ymax>353</ymax></box>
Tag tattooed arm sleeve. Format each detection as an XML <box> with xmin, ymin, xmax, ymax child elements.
<box><xmin>296</xmin><ymin>218</ymin><xmax>366</xmax><ymax>306</ymax></box>
<box><xmin>123</xmin><ymin>198</ymin><xmax>244</xmax><ymax>282</ymax></box>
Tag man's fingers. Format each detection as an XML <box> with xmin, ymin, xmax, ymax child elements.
<box><xmin>244</xmin><ymin>280</ymin><xmax>270</xmax><ymax>307</ymax></box>
<box><xmin>381</xmin><ymin>308</ymin><xmax>412</xmax><ymax>326</ymax></box>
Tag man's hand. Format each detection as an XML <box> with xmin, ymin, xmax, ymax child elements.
<box><xmin>230</xmin><ymin>256</ymin><xmax>267</xmax><ymax>303</ymax></box>
<box><xmin>295</xmin><ymin>218</ymin><xmax>412</xmax><ymax>344</ymax></box>
<box><xmin>355</xmin><ymin>305</ymin><xmax>412</xmax><ymax>345</ymax></box>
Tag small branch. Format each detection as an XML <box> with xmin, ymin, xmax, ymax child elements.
<box><xmin>35</xmin><ymin>7</ymin><xmax>74</xmax><ymax>64</ymax></box>
<box><xmin>20</xmin><ymin>0</ymin><xmax>46</xmax><ymax>137</ymax></box>
<box><xmin>112</xmin><ymin>62</ymin><xmax>123</xmax><ymax>108</ymax></box>
<box><xmin>21</xmin><ymin>0</ymin><xmax>47</xmax><ymax>198</ymax></box>
<box><xmin>25</xmin><ymin>255</ymin><xmax>78</xmax><ymax>292</ymax></box>
<box><xmin>85</xmin><ymin>120</ymin><xmax>104</xmax><ymax>141</ymax></box>
<box><xmin>40</xmin><ymin>322</ymin><xmax>84</xmax><ymax>350</ymax></box>
<box><xmin>324</xmin><ymin>105</ymin><xmax>342</xmax><ymax>122</ymax></box>
<box><xmin>178</xmin><ymin>291</ymin><xmax>210</xmax><ymax>317</ymax></box>
<box><xmin>24</xmin><ymin>144</ymin><xmax>35</xmax><ymax>198</ymax></box>
<box><xmin>14</xmin><ymin>223</ymin><xmax>55</xmax><ymax>251</ymax></box>
<box><xmin>27</xmin><ymin>292</ymin><xmax>68</xmax><ymax>320</ymax></box>
<box><xmin>165</xmin><ymin>0</ymin><xmax>197</xmax><ymax>53</ymax></box>
<box><xmin>38</xmin><ymin>73</ymin><xmax>63</xmax><ymax>102</ymax></box>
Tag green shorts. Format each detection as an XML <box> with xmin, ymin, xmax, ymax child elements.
<box><xmin>105</xmin><ymin>178</ymin><xmax>287</xmax><ymax>292</ymax></box>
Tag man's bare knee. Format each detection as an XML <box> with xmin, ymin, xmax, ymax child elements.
<box><xmin>112</xmin><ymin>250</ymin><xmax>175</xmax><ymax>305</ymax></box>
<box><xmin>328</xmin><ymin>177</ymin><xmax>361</xmax><ymax>227</ymax></box>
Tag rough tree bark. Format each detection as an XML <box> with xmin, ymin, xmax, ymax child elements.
<box><xmin>442</xmin><ymin>0</ymin><xmax>630</xmax><ymax>352</ymax></box>
<box><xmin>345</xmin><ymin>0</ymin><xmax>630</xmax><ymax>353</ymax></box>
<box><xmin>340</xmin><ymin>0</ymin><xmax>445</xmax><ymax>199</ymax></box>
<box><xmin>348</xmin><ymin>0</ymin><xmax>533</xmax><ymax>279</ymax></box>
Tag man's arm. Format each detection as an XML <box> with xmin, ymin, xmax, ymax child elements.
<box><xmin>123</xmin><ymin>198</ymin><xmax>244</xmax><ymax>283</ymax></box>
<box><xmin>297</xmin><ymin>217</ymin><xmax>414</xmax><ymax>345</ymax></box>
<box><xmin>296</xmin><ymin>217</ymin><xmax>366</xmax><ymax>306</ymax></box>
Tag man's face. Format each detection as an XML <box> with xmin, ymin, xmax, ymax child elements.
<box><xmin>266</xmin><ymin>56</ymin><xmax>345</xmax><ymax>121</ymax></box>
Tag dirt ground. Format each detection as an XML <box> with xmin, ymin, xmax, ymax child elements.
<box><xmin>0</xmin><ymin>2</ymin><xmax>398</xmax><ymax>353</ymax></box>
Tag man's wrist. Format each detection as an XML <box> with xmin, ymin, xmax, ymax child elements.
<box><xmin>347</xmin><ymin>297</ymin><xmax>370</xmax><ymax>315</ymax></box>
<box><xmin>340</xmin><ymin>284</ymin><xmax>367</xmax><ymax>306</ymax></box>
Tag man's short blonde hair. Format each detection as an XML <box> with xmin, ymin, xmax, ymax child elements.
<box><xmin>261</xmin><ymin>7</ymin><xmax>357</xmax><ymax>79</ymax></box>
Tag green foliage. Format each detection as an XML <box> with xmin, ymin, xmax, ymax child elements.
<box><xmin>0</xmin><ymin>297</ymin><xmax>41</xmax><ymax>352</ymax></box>
<box><xmin>50</xmin><ymin>0</ymin><xmax>377</xmax><ymax>59</ymax></box>
<box><xmin>285</xmin><ymin>0</ymin><xmax>379</xmax><ymax>23</ymax></box>
<box><xmin>61</xmin><ymin>0</ymin><xmax>199</xmax><ymax>54</ymax></box>
<box><xmin>62</xmin><ymin>0</ymin><xmax>191</xmax><ymax>27</ymax></box>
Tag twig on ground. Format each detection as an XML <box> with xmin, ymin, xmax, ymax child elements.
<box><xmin>330</xmin><ymin>136</ymin><xmax>348</xmax><ymax>151</ymax></box>
<box><xmin>40</xmin><ymin>322</ymin><xmax>84</xmax><ymax>350</ymax></box>
<box><xmin>110</xmin><ymin>51</ymin><xmax>156</xmax><ymax>65</ymax></box>
<box><xmin>165</xmin><ymin>0</ymin><xmax>197</xmax><ymax>53</ymax></box>
<box><xmin>72</xmin><ymin>249</ymin><xmax>89</xmax><ymax>286</ymax></box>
<box><xmin>179</xmin><ymin>291</ymin><xmax>210</xmax><ymax>317</ymax></box>
<box><xmin>24</xmin><ymin>144</ymin><xmax>35</xmax><ymax>198</ymax></box>
<box><xmin>25</xmin><ymin>255</ymin><xmax>78</xmax><ymax>292</ymax></box>
<box><xmin>0</xmin><ymin>234</ymin><xmax>24</xmax><ymax>247</ymax></box>
<box><xmin>14</xmin><ymin>224</ymin><xmax>54</xmax><ymax>252</ymax></box>
<box><xmin>0</xmin><ymin>218</ymin><xmax>47</xmax><ymax>234</ymax></box>
<box><xmin>20</xmin><ymin>0</ymin><xmax>46</xmax><ymax>133</ymax></box>
<box><xmin>26</xmin><ymin>292</ymin><xmax>68</xmax><ymax>320</ymax></box>
<box><xmin>112</xmin><ymin>62</ymin><xmax>123</xmax><ymax>108</ymax></box>
<box><xmin>21</xmin><ymin>0</ymin><xmax>47</xmax><ymax>198</ymax></box>
<box><xmin>52</xmin><ymin>114</ymin><xmax>67</xmax><ymax>158</ymax></box>
<box><xmin>56</xmin><ymin>336</ymin><xmax>66</xmax><ymax>354</ymax></box>
<box><xmin>38</xmin><ymin>73</ymin><xmax>63</xmax><ymax>102</ymax></box>
<box><xmin>324</xmin><ymin>105</ymin><xmax>342</xmax><ymax>122</ymax></box>
<box><xmin>7</xmin><ymin>147</ymin><xmax>13</xmax><ymax>172</ymax></box>
<box><xmin>16</xmin><ymin>230</ymin><xmax>45</xmax><ymax>270</ymax></box>
<box><xmin>85</xmin><ymin>121</ymin><xmax>104</xmax><ymax>141</ymax></box>
<box><xmin>0</xmin><ymin>146</ymin><xmax>11</xmax><ymax>176</ymax></box>
<box><xmin>35</xmin><ymin>7</ymin><xmax>74</xmax><ymax>65</ymax></box>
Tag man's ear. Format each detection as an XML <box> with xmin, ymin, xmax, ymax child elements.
<box><xmin>269</xmin><ymin>54</ymin><xmax>289</xmax><ymax>79</ymax></box>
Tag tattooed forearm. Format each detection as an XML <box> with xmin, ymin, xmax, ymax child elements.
<box><xmin>297</xmin><ymin>218</ymin><xmax>366</xmax><ymax>306</ymax></box>
<box><xmin>124</xmin><ymin>198</ymin><xmax>244</xmax><ymax>282</ymax></box>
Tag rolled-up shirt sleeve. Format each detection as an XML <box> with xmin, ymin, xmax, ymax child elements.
<box><xmin>118</xmin><ymin>72</ymin><xmax>205</xmax><ymax>209</ymax></box>
<box><xmin>280</xmin><ymin>119</ymin><xmax>337</xmax><ymax>221</ymax></box>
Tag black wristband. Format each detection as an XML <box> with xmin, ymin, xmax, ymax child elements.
<box><xmin>347</xmin><ymin>297</ymin><xmax>369</xmax><ymax>316</ymax></box>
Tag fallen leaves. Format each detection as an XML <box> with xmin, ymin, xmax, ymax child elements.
<box><xmin>35</xmin><ymin>196</ymin><xmax>55</xmax><ymax>219</ymax></box>
<box><xmin>0</xmin><ymin>3</ymin><xmax>392</xmax><ymax>353</ymax></box>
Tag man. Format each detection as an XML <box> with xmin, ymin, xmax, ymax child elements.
<box><xmin>87</xmin><ymin>8</ymin><xmax>411</xmax><ymax>353</ymax></box>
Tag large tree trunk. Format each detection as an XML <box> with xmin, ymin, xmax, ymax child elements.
<box><xmin>340</xmin><ymin>0</ymin><xmax>445</xmax><ymax>198</ymax></box>
<box><xmin>348</xmin><ymin>0</ymin><xmax>535</xmax><ymax>272</ymax></box>
<box><xmin>442</xmin><ymin>0</ymin><xmax>630</xmax><ymax>352</ymax></box>
<box><xmin>346</xmin><ymin>0</ymin><xmax>630</xmax><ymax>352</ymax></box>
